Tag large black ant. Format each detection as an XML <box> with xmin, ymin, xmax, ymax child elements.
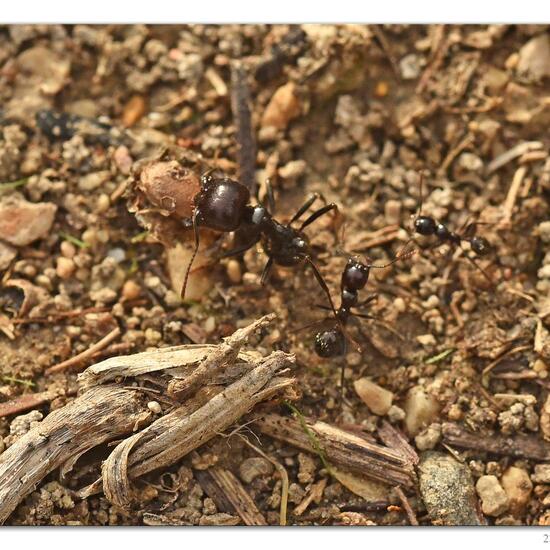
<box><xmin>181</xmin><ymin>172</ymin><xmax>341</xmax><ymax>319</ymax></box>
<box><xmin>411</xmin><ymin>172</ymin><xmax>493</xmax><ymax>283</ymax></box>
<box><xmin>312</xmin><ymin>247</ymin><xmax>415</xmax><ymax>395</ymax></box>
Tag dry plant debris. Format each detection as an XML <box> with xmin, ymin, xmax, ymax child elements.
<box><xmin>1</xmin><ymin>23</ymin><xmax>550</xmax><ymax>526</ymax></box>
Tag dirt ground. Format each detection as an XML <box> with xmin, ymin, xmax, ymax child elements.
<box><xmin>1</xmin><ymin>24</ymin><xmax>550</xmax><ymax>526</ymax></box>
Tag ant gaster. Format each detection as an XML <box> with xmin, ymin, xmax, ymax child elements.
<box><xmin>182</xmin><ymin>172</ymin><xmax>341</xmax><ymax>319</ymax></box>
<box><xmin>412</xmin><ymin>172</ymin><xmax>492</xmax><ymax>282</ymax></box>
<box><xmin>312</xmin><ymin>246</ymin><xmax>415</xmax><ymax>398</ymax></box>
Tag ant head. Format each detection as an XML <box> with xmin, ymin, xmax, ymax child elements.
<box><xmin>470</xmin><ymin>236</ymin><xmax>491</xmax><ymax>256</ymax></box>
<box><xmin>342</xmin><ymin>258</ymin><xmax>370</xmax><ymax>291</ymax></box>
<box><xmin>314</xmin><ymin>328</ymin><xmax>346</xmax><ymax>358</ymax></box>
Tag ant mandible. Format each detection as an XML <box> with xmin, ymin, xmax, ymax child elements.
<box><xmin>411</xmin><ymin>171</ymin><xmax>493</xmax><ymax>283</ymax></box>
<box><xmin>181</xmin><ymin>171</ymin><xmax>341</xmax><ymax>320</ymax></box>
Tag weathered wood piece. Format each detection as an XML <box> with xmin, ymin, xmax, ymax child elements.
<box><xmin>255</xmin><ymin>414</ymin><xmax>416</xmax><ymax>488</ymax></box>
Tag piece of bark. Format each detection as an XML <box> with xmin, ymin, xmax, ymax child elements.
<box><xmin>197</xmin><ymin>468</ymin><xmax>267</xmax><ymax>526</ymax></box>
<box><xmin>231</xmin><ymin>61</ymin><xmax>257</xmax><ymax>196</ymax></box>
<box><xmin>0</xmin><ymin>386</ymin><xmax>144</xmax><ymax>524</ymax></box>
<box><xmin>377</xmin><ymin>420</ymin><xmax>419</xmax><ymax>467</ymax></box>
<box><xmin>0</xmin><ymin>391</ymin><xmax>55</xmax><ymax>418</ymax></box>
<box><xmin>167</xmin><ymin>314</ymin><xmax>275</xmax><ymax>400</ymax></box>
<box><xmin>442</xmin><ymin>422</ymin><xmax>550</xmax><ymax>461</ymax></box>
<box><xmin>294</xmin><ymin>478</ymin><xmax>327</xmax><ymax>516</ymax></box>
<box><xmin>255</xmin><ymin>414</ymin><xmax>416</xmax><ymax>488</ymax></box>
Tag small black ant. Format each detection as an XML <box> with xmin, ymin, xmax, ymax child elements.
<box><xmin>312</xmin><ymin>246</ymin><xmax>415</xmax><ymax>395</ymax></box>
<box><xmin>182</xmin><ymin>172</ymin><xmax>341</xmax><ymax>319</ymax></box>
<box><xmin>411</xmin><ymin>172</ymin><xmax>493</xmax><ymax>283</ymax></box>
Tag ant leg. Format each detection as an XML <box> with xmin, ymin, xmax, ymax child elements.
<box><xmin>217</xmin><ymin>239</ymin><xmax>258</xmax><ymax>260</ymax></box>
<box><xmin>260</xmin><ymin>257</ymin><xmax>274</xmax><ymax>285</ymax></box>
<box><xmin>180</xmin><ymin>211</ymin><xmax>201</xmax><ymax>299</ymax></box>
<box><xmin>305</xmin><ymin>256</ymin><xmax>362</xmax><ymax>353</ymax></box>
<box><xmin>299</xmin><ymin>203</ymin><xmax>338</xmax><ymax>231</ymax></box>
<box><xmin>288</xmin><ymin>193</ymin><xmax>323</xmax><ymax>225</ymax></box>
<box><xmin>264</xmin><ymin>179</ymin><xmax>276</xmax><ymax>215</ymax></box>
<box><xmin>458</xmin><ymin>242</ymin><xmax>494</xmax><ymax>285</ymax></box>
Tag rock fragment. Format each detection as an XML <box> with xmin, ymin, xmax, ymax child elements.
<box><xmin>419</xmin><ymin>451</ymin><xmax>483</xmax><ymax>525</ymax></box>
<box><xmin>0</xmin><ymin>194</ymin><xmax>57</xmax><ymax>246</ymax></box>
<box><xmin>261</xmin><ymin>82</ymin><xmax>301</xmax><ymax>130</ymax></box>
<box><xmin>517</xmin><ymin>33</ymin><xmax>550</xmax><ymax>82</ymax></box>
<box><xmin>404</xmin><ymin>386</ymin><xmax>439</xmax><ymax>436</ymax></box>
<box><xmin>500</xmin><ymin>467</ymin><xmax>532</xmax><ymax>516</ymax></box>
<box><xmin>353</xmin><ymin>378</ymin><xmax>393</xmax><ymax>416</ymax></box>
<box><xmin>476</xmin><ymin>475</ymin><xmax>509</xmax><ymax>517</ymax></box>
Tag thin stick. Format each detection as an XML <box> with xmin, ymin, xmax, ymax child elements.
<box><xmin>231</xmin><ymin>61</ymin><xmax>257</xmax><ymax>196</ymax></box>
<box><xmin>481</xmin><ymin>344</ymin><xmax>532</xmax><ymax>377</ymax></box>
<box><xmin>395</xmin><ymin>486</ymin><xmax>419</xmax><ymax>526</ymax></box>
<box><xmin>0</xmin><ymin>391</ymin><xmax>54</xmax><ymax>418</ymax></box>
<box><xmin>46</xmin><ymin>326</ymin><xmax>121</xmax><ymax>375</ymax></box>
<box><xmin>502</xmin><ymin>165</ymin><xmax>527</xmax><ymax>224</ymax></box>
<box><xmin>238</xmin><ymin>434</ymin><xmax>289</xmax><ymax>526</ymax></box>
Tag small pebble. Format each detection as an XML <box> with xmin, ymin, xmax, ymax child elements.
<box><xmin>60</xmin><ymin>240</ymin><xmax>76</xmax><ymax>258</ymax></box>
<box><xmin>353</xmin><ymin>378</ymin><xmax>393</xmax><ymax>416</ymax></box>
<box><xmin>239</xmin><ymin>457</ymin><xmax>274</xmax><ymax>484</ymax></box>
<box><xmin>532</xmin><ymin>464</ymin><xmax>550</xmax><ymax>484</ymax></box>
<box><xmin>415</xmin><ymin>423</ymin><xmax>442</xmax><ymax>451</ymax></box>
<box><xmin>417</xmin><ymin>334</ymin><xmax>437</xmax><ymax>347</ymax></box>
<box><xmin>476</xmin><ymin>475</ymin><xmax>509</xmax><ymax>517</ymax></box>
<box><xmin>147</xmin><ymin>401</ymin><xmax>162</xmax><ymax>414</ymax></box>
<box><xmin>500</xmin><ymin>466</ymin><xmax>532</xmax><ymax>516</ymax></box>
<box><xmin>226</xmin><ymin>259</ymin><xmax>242</xmax><ymax>284</ymax></box>
<box><xmin>56</xmin><ymin>257</ymin><xmax>75</xmax><ymax>280</ymax></box>
<box><xmin>404</xmin><ymin>386</ymin><xmax>440</xmax><ymax>436</ymax></box>
<box><xmin>96</xmin><ymin>193</ymin><xmax>110</xmax><ymax>213</ymax></box>
<box><xmin>122</xmin><ymin>280</ymin><xmax>141</xmax><ymax>301</ymax></box>
<box><xmin>203</xmin><ymin>316</ymin><xmax>216</xmax><ymax>334</ymax></box>
<box><xmin>261</xmin><ymin>82</ymin><xmax>301</xmax><ymax>130</ymax></box>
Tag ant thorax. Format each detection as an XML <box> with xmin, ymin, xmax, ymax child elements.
<box><xmin>261</xmin><ymin>221</ymin><xmax>311</xmax><ymax>266</ymax></box>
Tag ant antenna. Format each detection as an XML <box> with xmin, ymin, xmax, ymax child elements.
<box><xmin>180</xmin><ymin>211</ymin><xmax>200</xmax><ymax>300</ymax></box>
<box><xmin>416</xmin><ymin>170</ymin><xmax>426</xmax><ymax>219</ymax></box>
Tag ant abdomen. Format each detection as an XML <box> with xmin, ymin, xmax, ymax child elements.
<box><xmin>195</xmin><ymin>174</ymin><xmax>250</xmax><ymax>232</ymax></box>
<box><xmin>314</xmin><ymin>329</ymin><xmax>346</xmax><ymax>358</ymax></box>
<box><xmin>470</xmin><ymin>236</ymin><xmax>491</xmax><ymax>256</ymax></box>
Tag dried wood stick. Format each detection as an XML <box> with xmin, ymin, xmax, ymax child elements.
<box><xmin>442</xmin><ymin>422</ymin><xmax>550</xmax><ymax>461</ymax></box>
<box><xmin>167</xmin><ymin>313</ymin><xmax>275</xmax><ymax>400</ymax></box>
<box><xmin>231</xmin><ymin>61</ymin><xmax>257</xmax><ymax>196</ymax></box>
<box><xmin>395</xmin><ymin>486</ymin><xmax>419</xmax><ymax>526</ymax></box>
<box><xmin>255</xmin><ymin>414</ymin><xmax>416</xmax><ymax>488</ymax></box>
<box><xmin>100</xmin><ymin>352</ymin><xmax>294</xmax><ymax>509</ymax></box>
<box><xmin>0</xmin><ymin>386</ymin><xmax>145</xmax><ymax>524</ymax></box>
<box><xmin>377</xmin><ymin>420</ymin><xmax>419</xmax><ymax>467</ymax></box>
<box><xmin>46</xmin><ymin>326</ymin><xmax>121</xmax><ymax>375</ymax></box>
<box><xmin>238</xmin><ymin>433</ymin><xmax>289</xmax><ymax>525</ymax></box>
<box><xmin>0</xmin><ymin>391</ymin><xmax>55</xmax><ymax>418</ymax></box>
<box><xmin>209</xmin><ymin>468</ymin><xmax>267</xmax><ymax>526</ymax></box>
